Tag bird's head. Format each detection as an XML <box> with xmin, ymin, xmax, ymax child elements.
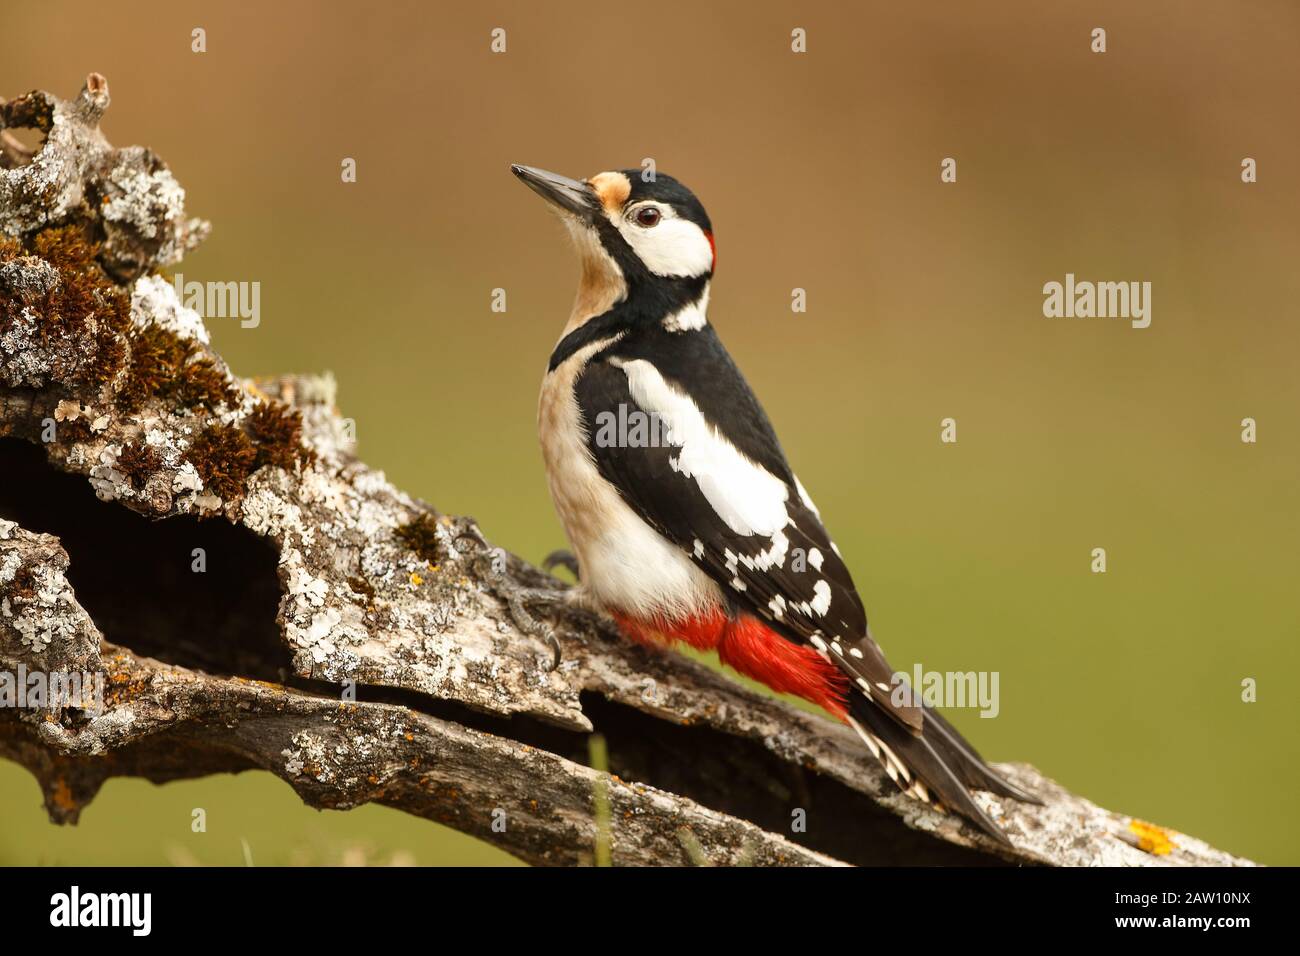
<box><xmin>512</xmin><ymin>165</ymin><xmax>715</xmax><ymax>292</ymax></box>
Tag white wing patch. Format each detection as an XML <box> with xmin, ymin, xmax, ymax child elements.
<box><xmin>614</xmin><ymin>358</ymin><xmax>790</xmax><ymax>538</ymax></box>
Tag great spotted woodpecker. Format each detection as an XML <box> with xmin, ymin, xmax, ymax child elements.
<box><xmin>511</xmin><ymin>164</ymin><xmax>1038</xmax><ymax>844</ymax></box>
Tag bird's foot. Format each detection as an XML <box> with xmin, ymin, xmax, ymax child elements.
<box><xmin>450</xmin><ymin>527</ymin><xmax>617</xmax><ymax>667</ymax></box>
<box><xmin>504</xmin><ymin>585</ymin><xmax>567</xmax><ymax>671</ymax></box>
<box><xmin>542</xmin><ymin>549</ymin><xmax>580</xmax><ymax>579</ymax></box>
<box><xmin>452</xmin><ymin>523</ymin><xmax>566</xmax><ymax>670</ymax></box>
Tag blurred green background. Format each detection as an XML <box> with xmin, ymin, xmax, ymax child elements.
<box><xmin>2</xmin><ymin>0</ymin><xmax>1297</xmax><ymax>865</ymax></box>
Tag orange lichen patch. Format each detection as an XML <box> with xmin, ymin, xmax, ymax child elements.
<box><xmin>103</xmin><ymin>666</ymin><xmax>151</xmax><ymax>706</ymax></box>
<box><xmin>1128</xmin><ymin>819</ymin><xmax>1175</xmax><ymax>856</ymax></box>
<box><xmin>409</xmin><ymin>571</ymin><xmax>423</xmax><ymax>587</ymax></box>
<box><xmin>588</xmin><ymin>170</ymin><xmax>631</xmax><ymax>214</ymax></box>
<box><xmin>49</xmin><ymin>778</ymin><xmax>77</xmax><ymax>813</ymax></box>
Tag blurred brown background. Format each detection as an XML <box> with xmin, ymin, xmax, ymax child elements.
<box><xmin>2</xmin><ymin>0</ymin><xmax>1297</xmax><ymax>864</ymax></box>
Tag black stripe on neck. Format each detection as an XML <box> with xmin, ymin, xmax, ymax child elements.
<box><xmin>547</xmin><ymin>274</ymin><xmax>709</xmax><ymax>372</ymax></box>
<box><xmin>546</xmin><ymin>311</ymin><xmax>628</xmax><ymax>373</ymax></box>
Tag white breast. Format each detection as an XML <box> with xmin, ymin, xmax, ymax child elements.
<box><xmin>538</xmin><ymin>342</ymin><xmax>723</xmax><ymax>623</ymax></box>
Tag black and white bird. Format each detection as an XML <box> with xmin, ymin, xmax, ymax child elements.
<box><xmin>511</xmin><ymin>164</ymin><xmax>1037</xmax><ymax>843</ymax></box>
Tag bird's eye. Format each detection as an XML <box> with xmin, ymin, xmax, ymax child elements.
<box><xmin>634</xmin><ymin>206</ymin><xmax>661</xmax><ymax>227</ymax></box>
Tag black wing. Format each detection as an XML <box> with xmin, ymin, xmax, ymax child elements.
<box><xmin>575</xmin><ymin>325</ymin><xmax>921</xmax><ymax>731</ymax></box>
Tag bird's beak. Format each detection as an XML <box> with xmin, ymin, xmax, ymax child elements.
<box><xmin>511</xmin><ymin>164</ymin><xmax>599</xmax><ymax>223</ymax></box>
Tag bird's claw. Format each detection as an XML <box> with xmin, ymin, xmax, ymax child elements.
<box><xmin>451</xmin><ymin>524</ymin><xmax>564</xmax><ymax>669</ymax></box>
<box><xmin>506</xmin><ymin>586</ymin><xmax>567</xmax><ymax>671</ymax></box>
<box><xmin>452</xmin><ymin>522</ymin><xmax>492</xmax><ymax>557</ymax></box>
<box><xmin>542</xmin><ymin>549</ymin><xmax>580</xmax><ymax>578</ymax></box>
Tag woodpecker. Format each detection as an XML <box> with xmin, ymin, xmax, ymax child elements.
<box><xmin>511</xmin><ymin>164</ymin><xmax>1039</xmax><ymax>844</ymax></box>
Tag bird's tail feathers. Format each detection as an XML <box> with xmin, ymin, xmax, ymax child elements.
<box><xmin>847</xmin><ymin>692</ymin><xmax>1034</xmax><ymax>845</ymax></box>
<box><xmin>921</xmin><ymin>707</ymin><xmax>1042</xmax><ymax>805</ymax></box>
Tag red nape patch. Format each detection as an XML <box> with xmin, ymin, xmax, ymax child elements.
<box><xmin>704</xmin><ymin>230</ymin><xmax>716</xmax><ymax>271</ymax></box>
<box><xmin>612</xmin><ymin>611</ymin><xmax>849</xmax><ymax>719</ymax></box>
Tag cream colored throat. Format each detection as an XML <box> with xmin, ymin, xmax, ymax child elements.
<box><xmin>562</xmin><ymin>223</ymin><xmax>627</xmax><ymax>335</ymax></box>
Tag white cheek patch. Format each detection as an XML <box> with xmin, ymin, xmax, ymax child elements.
<box><xmin>614</xmin><ymin>358</ymin><xmax>790</xmax><ymax>537</ymax></box>
<box><xmin>615</xmin><ymin>215</ymin><xmax>714</xmax><ymax>278</ymax></box>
